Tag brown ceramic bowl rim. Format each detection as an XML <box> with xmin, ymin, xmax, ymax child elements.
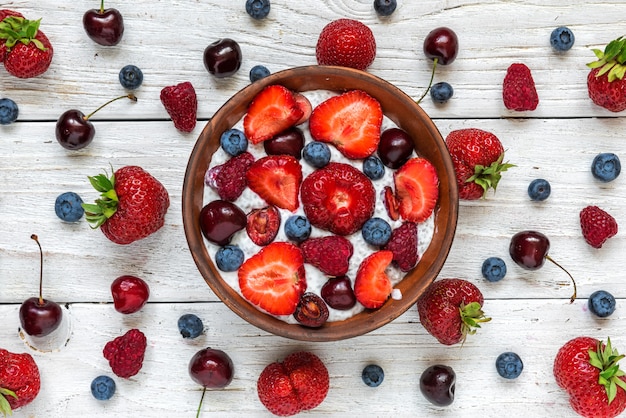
<box><xmin>182</xmin><ymin>65</ymin><xmax>458</xmax><ymax>341</ymax></box>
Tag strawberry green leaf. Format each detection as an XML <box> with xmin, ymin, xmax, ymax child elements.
<box><xmin>0</xmin><ymin>387</ymin><xmax>17</xmax><ymax>417</ymax></box>
<box><xmin>0</xmin><ymin>16</ymin><xmax>47</xmax><ymax>51</ymax></box>
<box><xmin>82</xmin><ymin>167</ymin><xmax>120</xmax><ymax>229</ymax></box>
<box><xmin>588</xmin><ymin>338</ymin><xmax>626</xmax><ymax>404</ymax></box>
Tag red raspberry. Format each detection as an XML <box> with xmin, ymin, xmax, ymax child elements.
<box><xmin>103</xmin><ymin>329</ymin><xmax>147</xmax><ymax>378</ymax></box>
<box><xmin>384</xmin><ymin>221</ymin><xmax>418</xmax><ymax>271</ymax></box>
<box><xmin>580</xmin><ymin>205</ymin><xmax>618</xmax><ymax>248</ymax></box>
<box><xmin>502</xmin><ymin>63</ymin><xmax>539</xmax><ymax>111</ymax></box>
<box><xmin>206</xmin><ymin>152</ymin><xmax>255</xmax><ymax>201</ymax></box>
<box><xmin>300</xmin><ymin>235</ymin><xmax>353</xmax><ymax>276</ymax></box>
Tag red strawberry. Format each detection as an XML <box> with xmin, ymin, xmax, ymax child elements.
<box><xmin>587</xmin><ymin>37</ymin><xmax>626</xmax><ymax>112</ymax></box>
<box><xmin>580</xmin><ymin>205</ymin><xmax>618</xmax><ymax>249</ymax></box>
<box><xmin>103</xmin><ymin>329</ymin><xmax>147</xmax><ymax>379</ymax></box>
<box><xmin>243</xmin><ymin>85</ymin><xmax>304</xmax><ymax>144</ymax></box>
<box><xmin>206</xmin><ymin>152</ymin><xmax>255</xmax><ymax>201</ymax></box>
<box><xmin>293</xmin><ymin>92</ymin><xmax>312</xmax><ymax>125</ymax></box>
<box><xmin>300</xmin><ymin>235</ymin><xmax>354</xmax><ymax>276</ymax></box>
<box><xmin>160</xmin><ymin>81</ymin><xmax>197</xmax><ymax>132</ymax></box>
<box><xmin>1</xmin><ymin>15</ymin><xmax>53</xmax><ymax>78</ymax></box>
<box><xmin>309</xmin><ymin>90</ymin><xmax>383</xmax><ymax>159</ymax></box>
<box><xmin>301</xmin><ymin>162</ymin><xmax>375</xmax><ymax>235</ymax></box>
<box><xmin>384</xmin><ymin>221</ymin><xmax>418</xmax><ymax>271</ymax></box>
<box><xmin>315</xmin><ymin>18</ymin><xmax>376</xmax><ymax>71</ymax></box>
<box><xmin>246</xmin><ymin>155</ymin><xmax>302</xmax><ymax>212</ymax></box>
<box><xmin>445</xmin><ymin>128</ymin><xmax>514</xmax><ymax>200</ymax></box>
<box><xmin>383</xmin><ymin>186</ymin><xmax>399</xmax><ymax>221</ymax></box>
<box><xmin>257</xmin><ymin>351</ymin><xmax>329</xmax><ymax>417</ymax></box>
<box><xmin>502</xmin><ymin>63</ymin><xmax>539</xmax><ymax>111</ymax></box>
<box><xmin>354</xmin><ymin>250</ymin><xmax>393</xmax><ymax>309</ymax></box>
<box><xmin>554</xmin><ymin>337</ymin><xmax>626</xmax><ymax>418</ymax></box>
<box><xmin>83</xmin><ymin>166</ymin><xmax>170</xmax><ymax>245</ymax></box>
<box><xmin>393</xmin><ymin>157</ymin><xmax>439</xmax><ymax>223</ymax></box>
<box><xmin>246</xmin><ymin>206</ymin><xmax>281</xmax><ymax>246</ymax></box>
<box><xmin>416</xmin><ymin>278</ymin><xmax>490</xmax><ymax>345</ymax></box>
<box><xmin>238</xmin><ymin>242</ymin><xmax>307</xmax><ymax>316</ymax></box>
<box><xmin>0</xmin><ymin>349</ymin><xmax>40</xmax><ymax>414</ymax></box>
<box><xmin>0</xmin><ymin>10</ymin><xmax>24</xmax><ymax>63</ymax></box>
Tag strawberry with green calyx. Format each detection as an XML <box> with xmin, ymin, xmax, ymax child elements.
<box><xmin>587</xmin><ymin>36</ymin><xmax>626</xmax><ymax>112</ymax></box>
<box><xmin>0</xmin><ymin>349</ymin><xmax>41</xmax><ymax>416</ymax></box>
<box><xmin>0</xmin><ymin>15</ymin><xmax>53</xmax><ymax>78</ymax></box>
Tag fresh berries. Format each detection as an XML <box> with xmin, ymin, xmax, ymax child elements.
<box><xmin>0</xmin><ymin>349</ymin><xmax>40</xmax><ymax>414</ymax></box>
<box><xmin>354</xmin><ymin>250</ymin><xmax>394</xmax><ymax>309</ymax></box>
<box><xmin>243</xmin><ymin>85</ymin><xmax>303</xmax><ymax>144</ymax></box>
<box><xmin>373</xmin><ymin>0</ymin><xmax>397</xmax><ymax>16</ymax></box>
<box><xmin>362</xmin><ymin>155</ymin><xmax>385</xmax><ymax>180</ymax></box>
<box><xmin>111</xmin><ymin>275</ymin><xmax>150</xmax><ymax>314</ymax></box>
<box><xmin>361</xmin><ymin>217</ymin><xmax>392</xmax><ymax>246</ymax></box>
<box><xmin>0</xmin><ymin>97</ymin><xmax>18</xmax><ymax>124</ymax></box>
<box><xmin>249</xmin><ymin>64</ymin><xmax>270</xmax><ymax>82</ymax></box>
<box><xmin>591</xmin><ymin>152</ymin><xmax>621</xmax><ymax>182</ymax></box>
<box><xmin>220</xmin><ymin>128</ymin><xmax>248</xmax><ymax>157</ymax></box>
<box><xmin>420</xmin><ymin>364</ymin><xmax>456</xmax><ymax>406</ymax></box>
<box><xmin>177</xmin><ymin>313</ymin><xmax>204</xmax><ymax>338</ymax></box>
<box><xmin>588</xmin><ymin>290</ymin><xmax>616</xmax><ymax>318</ymax></box>
<box><xmin>246</xmin><ymin>155</ymin><xmax>302</xmax><ymax>212</ymax></box>
<box><xmin>118</xmin><ymin>65</ymin><xmax>143</xmax><ymax>90</ymax></box>
<box><xmin>206</xmin><ymin>151</ymin><xmax>255</xmax><ymax>201</ymax></box>
<box><xmin>54</xmin><ymin>191</ymin><xmax>84</xmax><ymax>222</ymax></box>
<box><xmin>301</xmin><ymin>162</ymin><xmax>376</xmax><ymax>236</ymax></box>
<box><xmin>502</xmin><ymin>63</ymin><xmax>539</xmax><ymax>111</ymax></box>
<box><xmin>238</xmin><ymin>242</ymin><xmax>306</xmax><ymax>316</ymax></box>
<box><xmin>302</xmin><ymin>141</ymin><xmax>331</xmax><ymax>168</ymax></box>
<box><xmin>550</xmin><ymin>26</ymin><xmax>575</xmax><ymax>52</ymax></box>
<box><xmin>257</xmin><ymin>351</ymin><xmax>329</xmax><ymax>416</ymax></box>
<box><xmin>362</xmin><ymin>364</ymin><xmax>384</xmax><ymax>387</ymax></box>
<box><xmin>284</xmin><ymin>215</ymin><xmax>312</xmax><ymax>243</ymax></box>
<box><xmin>495</xmin><ymin>352</ymin><xmax>523</xmax><ymax>379</ymax></box>
<box><xmin>245</xmin><ymin>0</ymin><xmax>270</xmax><ymax>20</ymax></box>
<box><xmin>300</xmin><ymin>235</ymin><xmax>353</xmax><ymax>276</ymax></box>
<box><xmin>392</xmin><ymin>157</ymin><xmax>439</xmax><ymax>223</ymax></box>
<box><xmin>384</xmin><ymin>221</ymin><xmax>418</xmax><ymax>271</ymax></box>
<box><xmin>527</xmin><ymin>178</ymin><xmax>551</xmax><ymax>201</ymax></box>
<box><xmin>160</xmin><ymin>81</ymin><xmax>198</xmax><ymax>132</ymax></box>
<box><xmin>215</xmin><ymin>245</ymin><xmax>245</xmax><ymax>271</ymax></box>
<box><xmin>580</xmin><ymin>205</ymin><xmax>618</xmax><ymax>248</ymax></box>
<box><xmin>309</xmin><ymin>90</ymin><xmax>383</xmax><ymax>159</ymax></box>
<box><xmin>200</xmin><ymin>200</ymin><xmax>247</xmax><ymax>246</ymax></box>
<box><xmin>0</xmin><ymin>15</ymin><xmax>53</xmax><ymax>78</ymax></box>
<box><xmin>103</xmin><ymin>329</ymin><xmax>147</xmax><ymax>379</ymax></box>
<box><xmin>481</xmin><ymin>257</ymin><xmax>507</xmax><ymax>282</ymax></box>
<box><xmin>587</xmin><ymin>37</ymin><xmax>626</xmax><ymax>112</ymax></box>
<box><xmin>90</xmin><ymin>375</ymin><xmax>116</xmax><ymax>400</ymax></box>
<box><xmin>430</xmin><ymin>81</ymin><xmax>454</xmax><ymax>104</ymax></box>
<box><xmin>246</xmin><ymin>206</ymin><xmax>281</xmax><ymax>246</ymax></box>
<box><xmin>263</xmin><ymin>127</ymin><xmax>305</xmax><ymax>159</ymax></box>
<box><xmin>293</xmin><ymin>292</ymin><xmax>329</xmax><ymax>328</ymax></box>
<box><xmin>315</xmin><ymin>18</ymin><xmax>376</xmax><ymax>70</ymax></box>
<box><xmin>378</xmin><ymin>128</ymin><xmax>415</xmax><ymax>169</ymax></box>
<box><xmin>320</xmin><ymin>276</ymin><xmax>357</xmax><ymax>310</ymax></box>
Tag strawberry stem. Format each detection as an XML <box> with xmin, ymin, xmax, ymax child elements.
<box><xmin>588</xmin><ymin>338</ymin><xmax>626</xmax><ymax>404</ymax></box>
<box><xmin>459</xmin><ymin>301</ymin><xmax>491</xmax><ymax>344</ymax></box>
<box><xmin>30</xmin><ymin>234</ymin><xmax>44</xmax><ymax>305</ymax></box>
<box><xmin>0</xmin><ymin>16</ymin><xmax>47</xmax><ymax>51</ymax></box>
<box><xmin>0</xmin><ymin>387</ymin><xmax>18</xmax><ymax>417</ymax></box>
<box><xmin>196</xmin><ymin>387</ymin><xmax>207</xmax><ymax>418</ymax></box>
<box><xmin>544</xmin><ymin>255</ymin><xmax>577</xmax><ymax>303</ymax></box>
<box><xmin>416</xmin><ymin>57</ymin><xmax>438</xmax><ymax>105</ymax></box>
<box><xmin>84</xmin><ymin>94</ymin><xmax>137</xmax><ymax>121</ymax></box>
<box><xmin>82</xmin><ymin>166</ymin><xmax>120</xmax><ymax>229</ymax></box>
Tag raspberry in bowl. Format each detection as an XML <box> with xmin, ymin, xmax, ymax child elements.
<box><xmin>183</xmin><ymin>65</ymin><xmax>458</xmax><ymax>341</ymax></box>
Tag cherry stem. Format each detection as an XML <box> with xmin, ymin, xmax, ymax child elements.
<box><xmin>416</xmin><ymin>57</ymin><xmax>438</xmax><ymax>105</ymax></box>
<box><xmin>84</xmin><ymin>94</ymin><xmax>137</xmax><ymax>121</ymax></box>
<box><xmin>196</xmin><ymin>387</ymin><xmax>207</xmax><ymax>418</ymax></box>
<box><xmin>100</xmin><ymin>0</ymin><xmax>105</xmax><ymax>13</ymax></box>
<box><xmin>545</xmin><ymin>254</ymin><xmax>577</xmax><ymax>303</ymax></box>
<box><xmin>30</xmin><ymin>234</ymin><xmax>44</xmax><ymax>305</ymax></box>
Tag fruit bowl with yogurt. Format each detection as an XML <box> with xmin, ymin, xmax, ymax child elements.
<box><xmin>183</xmin><ymin>65</ymin><xmax>458</xmax><ymax>341</ymax></box>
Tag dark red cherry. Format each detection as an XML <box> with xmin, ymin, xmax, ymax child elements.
<box><xmin>377</xmin><ymin>128</ymin><xmax>415</xmax><ymax>169</ymax></box>
<box><xmin>189</xmin><ymin>347</ymin><xmax>234</xmax><ymax>389</ymax></box>
<box><xmin>263</xmin><ymin>127</ymin><xmax>305</xmax><ymax>159</ymax></box>
<box><xmin>111</xmin><ymin>275</ymin><xmax>150</xmax><ymax>314</ymax></box>
<box><xmin>420</xmin><ymin>364</ymin><xmax>456</xmax><ymax>406</ymax></box>
<box><xmin>423</xmin><ymin>27</ymin><xmax>459</xmax><ymax>65</ymax></box>
<box><xmin>320</xmin><ymin>276</ymin><xmax>357</xmax><ymax>310</ymax></box>
<box><xmin>203</xmin><ymin>39</ymin><xmax>242</xmax><ymax>78</ymax></box>
<box><xmin>293</xmin><ymin>293</ymin><xmax>329</xmax><ymax>328</ymax></box>
<box><xmin>200</xmin><ymin>200</ymin><xmax>247</xmax><ymax>246</ymax></box>
<box><xmin>83</xmin><ymin>1</ymin><xmax>125</xmax><ymax>46</ymax></box>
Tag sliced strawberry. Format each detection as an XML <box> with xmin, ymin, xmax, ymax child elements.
<box><xmin>243</xmin><ymin>85</ymin><xmax>304</xmax><ymax>144</ymax></box>
<box><xmin>300</xmin><ymin>162</ymin><xmax>375</xmax><ymax>236</ymax></box>
<box><xmin>382</xmin><ymin>186</ymin><xmax>399</xmax><ymax>221</ymax></box>
<box><xmin>246</xmin><ymin>206</ymin><xmax>281</xmax><ymax>246</ymax></box>
<box><xmin>394</xmin><ymin>157</ymin><xmax>439</xmax><ymax>223</ymax></box>
<box><xmin>246</xmin><ymin>155</ymin><xmax>303</xmax><ymax>212</ymax></box>
<box><xmin>354</xmin><ymin>250</ymin><xmax>393</xmax><ymax>309</ymax></box>
<box><xmin>300</xmin><ymin>235</ymin><xmax>353</xmax><ymax>276</ymax></box>
<box><xmin>238</xmin><ymin>242</ymin><xmax>307</xmax><ymax>316</ymax></box>
<box><xmin>309</xmin><ymin>90</ymin><xmax>383</xmax><ymax>159</ymax></box>
<box><xmin>293</xmin><ymin>92</ymin><xmax>312</xmax><ymax>125</ymax></box>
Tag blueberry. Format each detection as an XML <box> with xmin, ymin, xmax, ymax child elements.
<box><xmin>284</xmin><ymin>215</ymin><xmax>311</xmax><ymax>243</ymax></box>
<box><xmin>430</xmin><ymin>82</ymin><xmax>454</xmax><ymax>104</ymax></box>
<box><xmin>361</xmin><ymin>217</ymin><xmax>392</xmax><ymax>246</ymax></box>
<box><xmin>249</xmin><ymin>65</ymin><xmax>271</xmax><ymax>82</ymax></box>
<box><xmin>220</xmin><ymin>128</ymin><xmax>249</xmax><ymax>157</ymax></box>
<box><xmin>302</xmin><ymin>141</ymin><xmax>331</xmax><ymax>168</ymax></box>
<box><xmin>527</xmin><ymin>178</ymin><xmax>551</xmax><ymax>201</ymax></box>
<box><xmin>363</xmin><ymin>156</ymin><xmax>385</xmax><ymax>180</ymax></box>
<box><xmin>215</xmin><ymin>245</ymin><xmax>245</xmax><ymax>271</ymax></box>
<box><xmin>588</xmin><ymin>290</ymin><xmax>616</xmax><ymax>318</ymax></box>
<box><xmin>0</xmin><ymin>97</ymin><xmax>19</xmax><ymax>125</ymax></box>
<box><xmin>550</xmin><ymin>26</ymin><xmax>575</xmax><ymax>52</ymax></box>
<box><xmin>246</xmin><ymin>0</ymin><xmax>270</xmax><ymax>19</ymax></box>
<box><xmin>591</xmin><ymin>153</ymin><xmax>621</xmax><ymax>182</ymax></box>
<box><xmin>178</xmin><ymin>313</ymin><xmax>204</xmax><ymax>338</ymax></box>
<box><xmin>373</xmin><ymin>0</ymin><xmax>397</xmax><ymax>16</ymax></box>
<box><xmin>495</xmin><ymin>352</ymin><xmax>523</xmax><ymax>379</ymax></box>
<box><xmin>55</xmin><ymin>192</ymin><xmax>84</xmax><ymax>222</ymax></box>
<box><xmin>362</xmin><ymin>364</ymin><xmax>384</xmax><ymax>387</ymax></box>
<box><xmin>118</xmin><ymin>65</ymin><xmax>144</xmax><ymax>90</ymax></box>
<box><xmin>91</xmin><ymin>375</ymin><xmax>116</xmax><ymax>400</ymax></box>
<box><xmin>481</xmin><ymin>257</ymin><xmax>507</xmax><ymax>282</ymax></box>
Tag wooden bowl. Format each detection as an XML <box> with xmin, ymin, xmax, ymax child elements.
<box><xmin>182</xmin><ymin>65</ymin><xmax>458</xmax><ymax>341</ymax></box>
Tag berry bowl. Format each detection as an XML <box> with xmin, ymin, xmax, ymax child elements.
<box><xmin>182</xmin><ymin>65</ymin><xmax>458</xmax><ymax>341</ymax></box>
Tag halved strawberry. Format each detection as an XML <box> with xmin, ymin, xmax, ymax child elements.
<box><xmin>246</xmin><ymin>206</ymin><xmax>281</xmax><ymax>246</ymax></box>
<box><xmin>394</xmin><ymin>157</ymin><xmax>439</xmax><ymax>223</ymax></box>
<box><xmin>382</xmin><ymin>186</ymin><xmax>399</xmax><ymax>221</ymax></box>
<box><xmin>293</xmin><ymin>92</ymin><xmax>312</xmax><ymax>125</ymax></box>
<box><xmin>309</xmin><ymin>90</ymin><xmax>383</xmax><ymax>159</ymax></box>
<box><xmin>354</xmin><ymin>250</ymin><xmax>393</xmax><ymax>309</ymax></box>
<box><xmin>243</xmin><ymin>85</ymin><xmax>304</xmax><ymax>144</ymax></box>
<box><xmin>246</xmin><ymin>155</ymin><xmax>303</xmax><ymax>212</ymax></box>
<box><xmin>238</xmin><ymin>242</ymin><xmax>307</xmax><ymax>316</ymax></box>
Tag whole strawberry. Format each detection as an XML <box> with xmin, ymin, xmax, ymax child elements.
<box><xmin>103</xmin><ymin>329</ymin><xmax>147</xmax><ymax>379</ymax></box>
<box><xmin>0</xmin><ymin>14</ymin><xmax>53</xmax><ymax>78</ymax></box>
<box><xmin>554</xmin><ymin>337</ymin><xmax>626</xmax><ymax>418</ymax></box>
<box><xmin>416</xmin><ymin>278</ymin><xmax>490</xmax><ymax>345</ymax></box>
<box><xmin>587</xmin><ymin>37</ymin><xmax>626</xmax><ymax>112</ymax></box>
<box><xmin>160</xmin><ymin>81</ymin><xmax>197</xmax><ymax>132</ymax></box>
<box><xmin>445</xmin><ymin>128</ymin><xmax>514</xmax><ymax>200</ymax></box>
<box><xmin>315</xmin><ymin>18</ymin><xmax>376</xmax><ymax>71</ymax></box>
<box><xmin>580</xmin><ymin>205</ymin><xmax>618</xmax><ymax>248</ymax></box>
<box><xmin>502</xmin><ymin>63</ymin><xmax>539</xmax><ymax>111</ymax></box>
<box><xmin>83</xmin><ymin>166</ymin><xmax>170</xmax><ymax>245</ymax></box>
<box><xmin>0</xmin><ymin>349</ymin><xmax>40</xmax><ymax>415</ymax></box>
<box><xmin>257</xmin><ymin>351</ymin><xmax>329</xmax><ymax>416</ymax></box>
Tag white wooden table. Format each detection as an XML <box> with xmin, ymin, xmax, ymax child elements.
<box><xmin>2</xmin><ymin>1</ymin><xmax>626</xmax><ymax>416</ymax></box>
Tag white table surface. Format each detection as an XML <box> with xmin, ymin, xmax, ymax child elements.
<box><xmin>2</xmin><ymin>1</ymin><xmax>626</xmax><ymax>417</ymax></box>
